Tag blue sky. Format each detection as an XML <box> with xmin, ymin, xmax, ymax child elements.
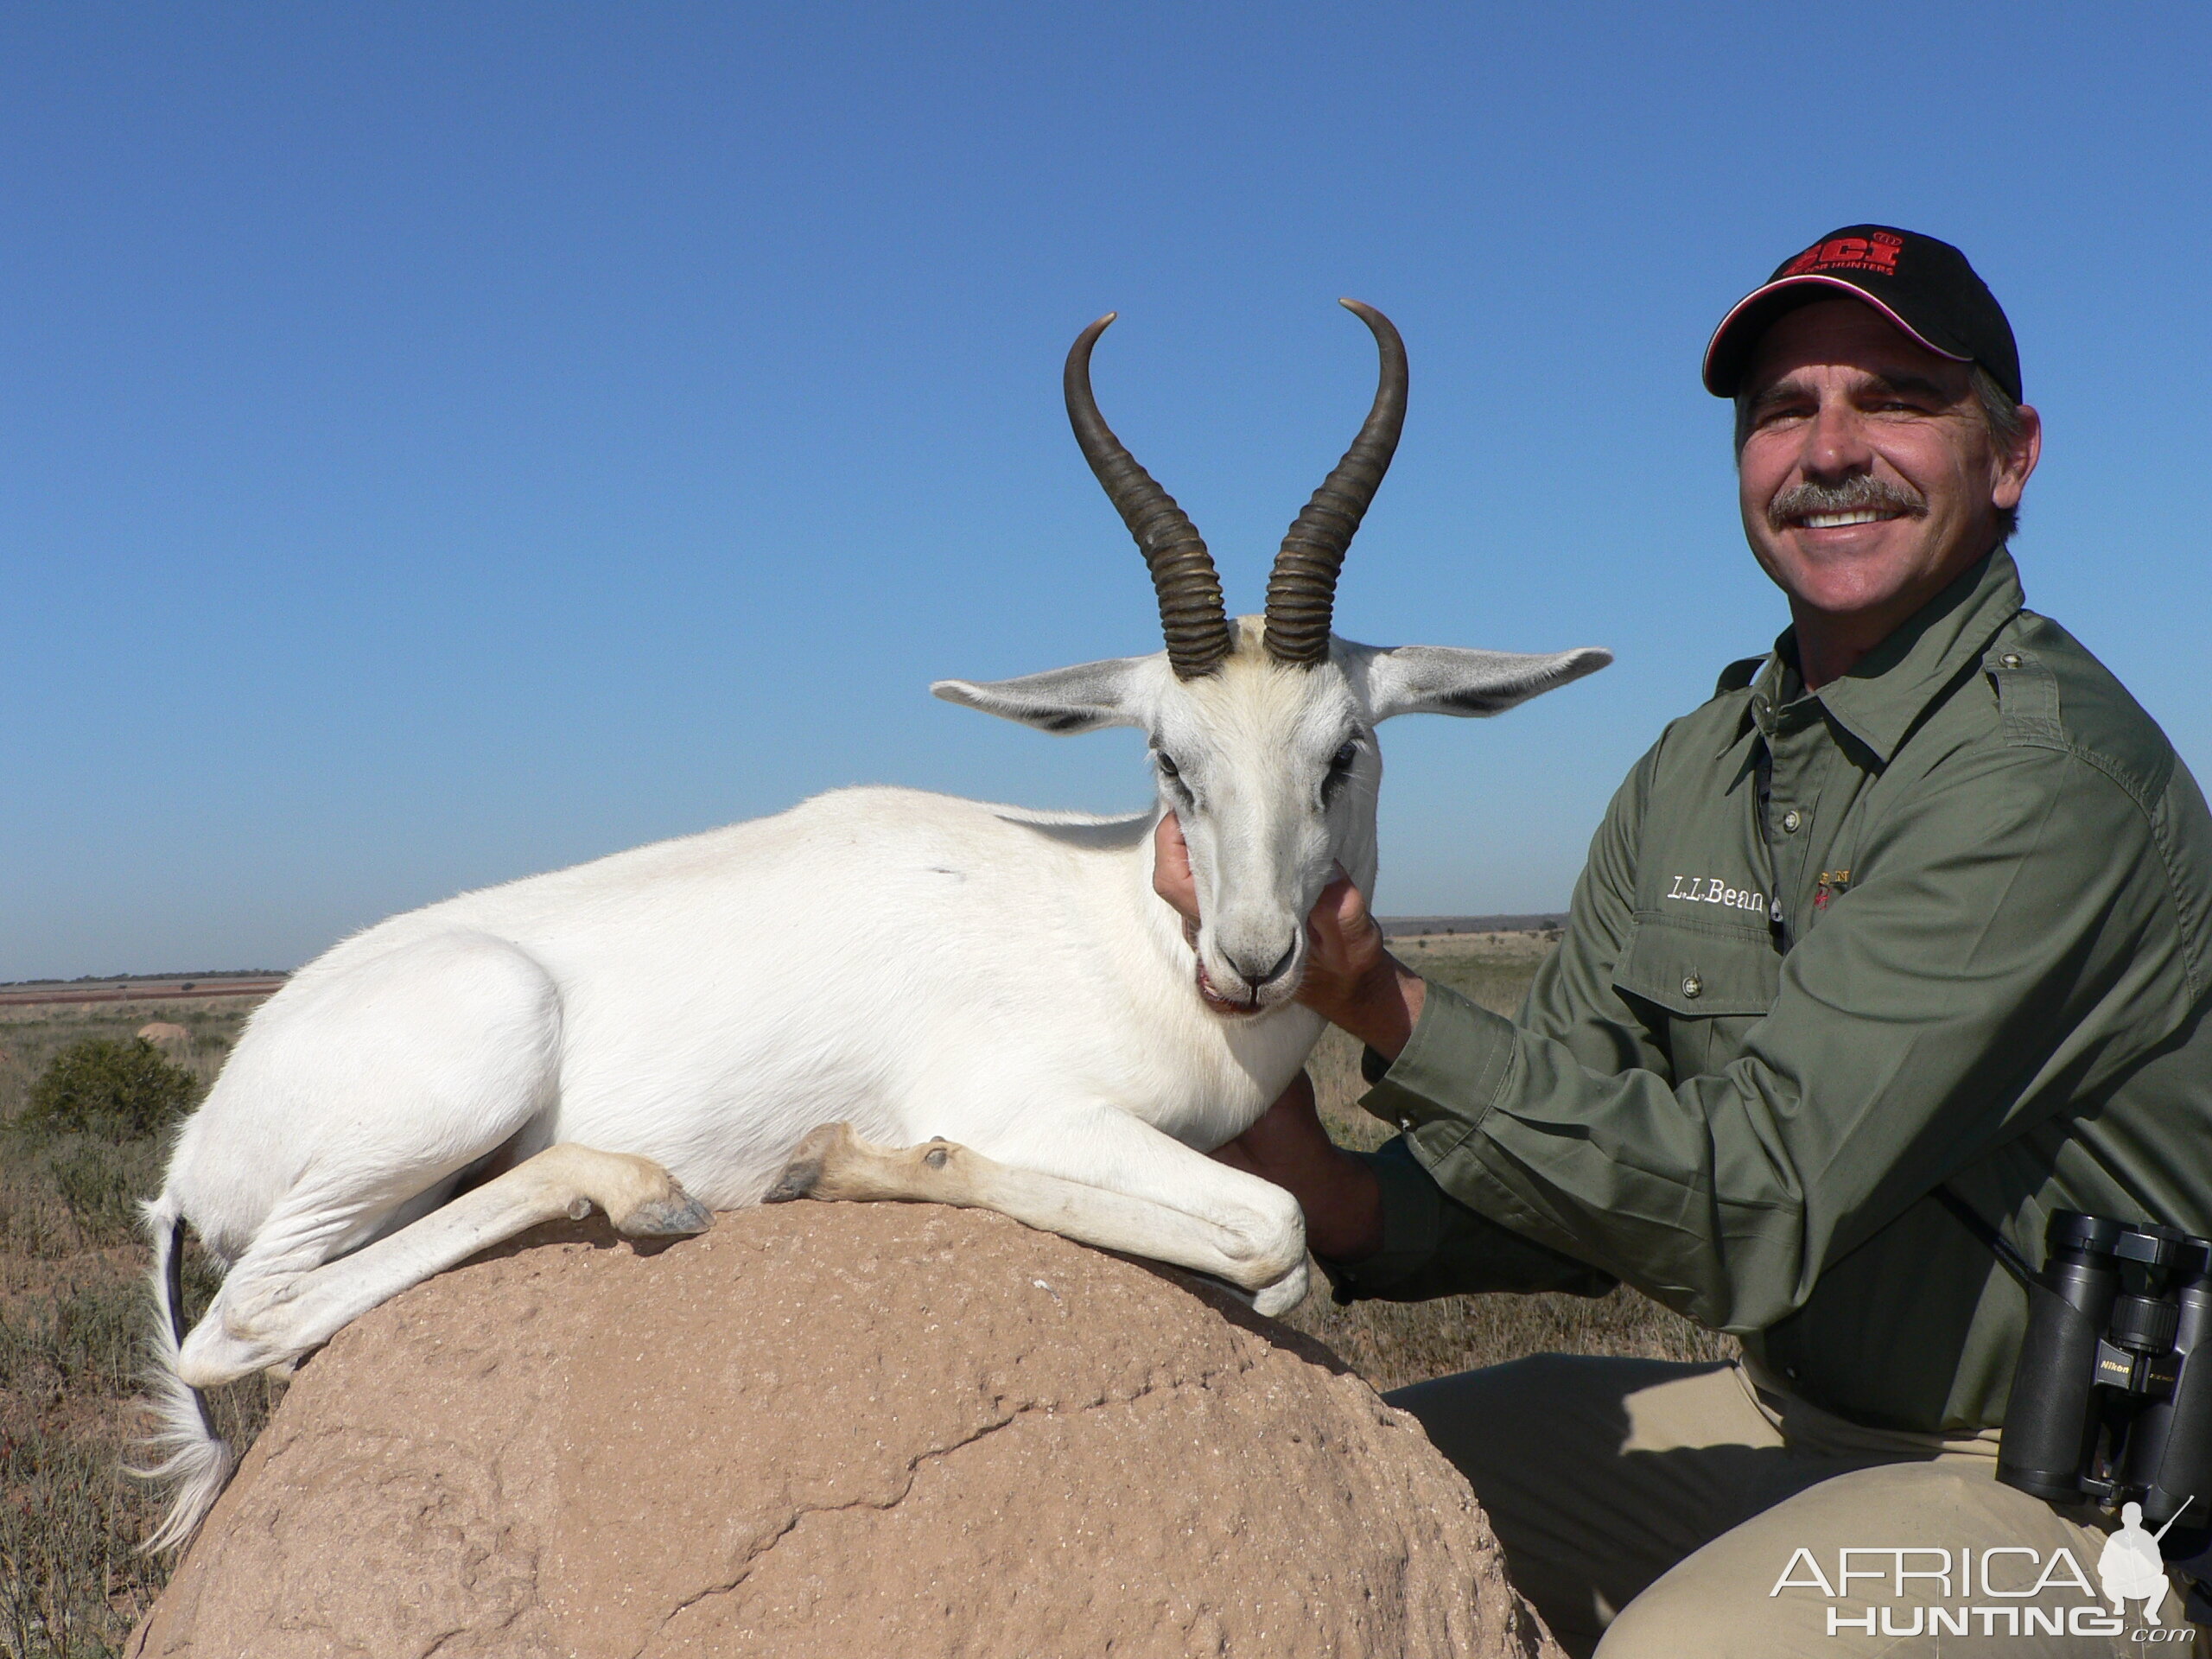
<box><xmin>3</xmin><ymin>3</ymin><xmax>2207</xmax><ymax>979</ymax></box>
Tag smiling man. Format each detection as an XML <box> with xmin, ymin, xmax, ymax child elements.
<box><xmin>1167</xmin><ymin>228</ymin><xmax>2212</xmax><ymax>1656</ymax></box>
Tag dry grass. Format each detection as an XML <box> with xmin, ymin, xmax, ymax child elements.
<box><xmin>0</xmin><ymin>947</ymin><xmax>1728</xmax><ymax>1650</ymax></box>
<box><xmin>0</xmin><ymin>998</ymin><xmax>276</xmax><ymax>1658</ymax></box>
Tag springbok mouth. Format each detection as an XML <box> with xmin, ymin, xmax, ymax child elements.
<box><xmin>1193</xmin><ymin>961</ymin><xmax>1266</xmax><ymax>1018</ymax></box>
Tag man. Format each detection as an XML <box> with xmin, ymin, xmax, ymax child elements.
<box><xmin>1157</xmin><ymin>227</ymin><xmax>2212</xmax><ymax>1656</ymax></box>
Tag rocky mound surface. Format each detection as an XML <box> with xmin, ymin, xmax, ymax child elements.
<box><xmin>132</xmin><ymin>1201</ymin><xmax>1559</xmax><ymax>1658</ymax></box>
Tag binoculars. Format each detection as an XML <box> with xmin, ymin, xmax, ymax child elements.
<box><xmin>1998</xmin><ymin>1211</ymin><xmax>2212</xmax><ymax>1528</ymax></box>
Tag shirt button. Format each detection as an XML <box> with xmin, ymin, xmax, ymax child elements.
<box><xmin>2000</xmin><ymin>652</ymin><xmax>2023</xmax><ymax>670</ymax></box>
<box><xmin>1681</xmin><ymin>975</ymin><xmax>1703</xmax><ymax>1000</ymax></box>
<box><xmin>1786</xmin><ymin>1365</ymin><xmax>1802</xmax><ymax>1381</ymax></box>
<box><xmin>1781</xmin><ymin>809</ymin><xmax>1802</xmax><ymax>833</ymax></box>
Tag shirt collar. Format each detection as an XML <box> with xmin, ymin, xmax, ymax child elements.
<box><xmin>1725</xmin><ymin>545</ymin><xmax>2026</xmax><ymax>764</ymax></box>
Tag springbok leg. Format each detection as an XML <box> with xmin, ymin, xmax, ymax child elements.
<box><xmin>766</xmin><ymin>1114</ymin><xmax>1310</xmax><ymax>1315</ymax></box>
<box><xmin>176</xmin><ymin>1143</ymin><xmax>711</xmax><ymax>1385</ymax></box>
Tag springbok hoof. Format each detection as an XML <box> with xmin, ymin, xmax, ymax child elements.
<box><xmin>1253</xmin><ymin>1261</ymin><xmax>1311</xmax><ymax>1318</ymax></box>
<box><xmin>615</xmin><ymin>1186</ymin><xmax>715</xmax><ymax>1238</ymax></box>
<box><xmin>764</xmin><ymin>1122</ymin><xmax>846</xmax><ymax>1204</ymax></box>
<box><xmin>1191</xmin><ymin>1261</ymin><xmax>1310</xmax><ymax>1319</ymax></box>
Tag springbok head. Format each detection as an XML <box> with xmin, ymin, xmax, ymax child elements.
<box><xmin>936</xmin><ymin>302</ymin><xmax>1610</xmax><ymax>1015</ymax></box>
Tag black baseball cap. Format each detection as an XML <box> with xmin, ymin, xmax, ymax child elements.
<box><xmin>1702</xmin><ymin>226</ymin><xmax>2021</xmax><ymax>404</ymax></box>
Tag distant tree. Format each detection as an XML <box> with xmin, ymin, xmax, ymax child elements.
<box><xmin>23</xmin><ymin>1038</ymin><xmax>200</xmax><ymax>1140</ymax></box>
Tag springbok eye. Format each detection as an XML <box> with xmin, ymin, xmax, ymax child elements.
<box><xmin>1321</xmin><ymin>736</ymin><xmax>1362</xmax><ymax>804</ymax></box>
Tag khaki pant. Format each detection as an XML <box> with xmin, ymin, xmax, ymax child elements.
<box><xmin>1387</xmin><ymin>1356</ymin><xmax>2192</xmax><ymax>1658</ymax></box>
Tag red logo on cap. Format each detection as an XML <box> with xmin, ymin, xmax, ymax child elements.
<box><xmin>1782</xmin><ymin>231</ymin><xmax>1904</xmax><ymax>278</ymax></box>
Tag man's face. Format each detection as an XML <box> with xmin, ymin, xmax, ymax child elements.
<box><xmin>1736</xmin><ymin>299</ymin><xmax>2038</xmax><ymax>639</ymax></box>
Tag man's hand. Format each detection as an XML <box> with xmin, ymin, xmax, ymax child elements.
<box><xmin>1295</xmin><ymin>869</ymin><xmax>1426</xmax><ymax>1059</ymax></box>
<box><xmin>1211</xmin><ymin>1070</ymin><xmax>1384</xmax><ymax>1262</ymax></box>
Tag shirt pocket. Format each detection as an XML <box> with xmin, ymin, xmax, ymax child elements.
<box><xmin>1613</xmin><ymin>913</ymin><xmax>1783</xmax><ymax>1078</ymax></box>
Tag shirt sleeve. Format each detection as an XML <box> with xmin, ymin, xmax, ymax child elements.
<box><xmin>1320</xmin><ymin>1138</ymin><xmax>1619</xmax><ymax>1302</ymax></box>
<box><xmin>1358</xmin><ymin>744</ymin><xmax>2159</xmax><ymax>1335</ymax></box>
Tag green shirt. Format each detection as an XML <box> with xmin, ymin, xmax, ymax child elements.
<box><xmin>1340</xmin><ymin>547</ymin><xmax>2212</xmax><ymax>1433</ymax></box>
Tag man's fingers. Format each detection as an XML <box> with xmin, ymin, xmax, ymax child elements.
<box><xmin>1153</xmin><ymin>811</ymin><xmax>1202</xmax><ymax>924</ymax></box>
<box><xmin>1306</xmin><ymin>864</ymin><xmax>1378</xmax><ymax>952</ymax></box>
<box><xmin>1327</xmin><ymin>862</ymin><xmax>1373</xmax><ymax>925</ymax></box>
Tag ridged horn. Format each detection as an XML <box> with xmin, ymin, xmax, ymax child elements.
<box><xmin>1065</xmin><ymin>314</ymin><xmax>1231</xmax><ymax>679</ymax></box>
<box><xmin>1263</xmin><ymin>299</ymin><xmax>1408</xmax><ymax>667</ymax></box>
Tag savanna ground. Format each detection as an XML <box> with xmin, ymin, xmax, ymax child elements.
<box><xmin>0</xmin><ymin>936</ymin><xmax>1729</xmax><ymax>1655</ymax></box>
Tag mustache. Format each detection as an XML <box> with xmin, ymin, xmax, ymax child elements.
<box><xmin>1767</xmin><ymin>474</ymin><xmax>1928</xmax><ymax>531</ymax></box>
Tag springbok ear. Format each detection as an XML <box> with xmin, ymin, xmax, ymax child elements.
<box><xmin>1362</xmin><ymin>645</ymin><xmax>1612</xmax><ymax>721</ymax></box>
<box><xmin>931</xmin><ymin>656</ymin><xmax>1150</xmax><ymax>734</ymax></box>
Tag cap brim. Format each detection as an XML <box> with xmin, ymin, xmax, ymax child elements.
<box><xmin>1701</xmin><ymin>274</ymin><xmax>1972</xmax><ymax>397</ymax></box>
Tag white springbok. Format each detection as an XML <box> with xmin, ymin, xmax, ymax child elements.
<box><xmin>140</xmin><ymin>301</ymin><xmax>1608</xmax><ymax>1549</ymax></box>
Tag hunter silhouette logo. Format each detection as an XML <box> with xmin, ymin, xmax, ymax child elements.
<box><xmin>2099</xmin><ymin>1502</ymin><xmax>2184</xmax><ymax>1625</ymax></box>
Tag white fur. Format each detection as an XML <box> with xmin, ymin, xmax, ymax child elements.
<box><xmin>141</xmin><ymin>619</ymin><xmax>1607</xmax><ymax>1549</ymax></box>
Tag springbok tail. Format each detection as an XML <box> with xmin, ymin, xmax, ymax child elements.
<box><xmin>130</xmin><ymin>1198</ymin><xmax>235</xmax><ymax>1554</ymax></box>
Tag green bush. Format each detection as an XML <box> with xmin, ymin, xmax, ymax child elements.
<box><xmin>22</xmin><ymin>1039</ymin><xmax>198</xmax><ymax>1141</ymax></box>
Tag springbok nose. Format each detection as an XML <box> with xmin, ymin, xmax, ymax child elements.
<box><xmin>1228</xmin><ymin>941</ymin><xmax>1300</xmax><ymax>990</ymax></box>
